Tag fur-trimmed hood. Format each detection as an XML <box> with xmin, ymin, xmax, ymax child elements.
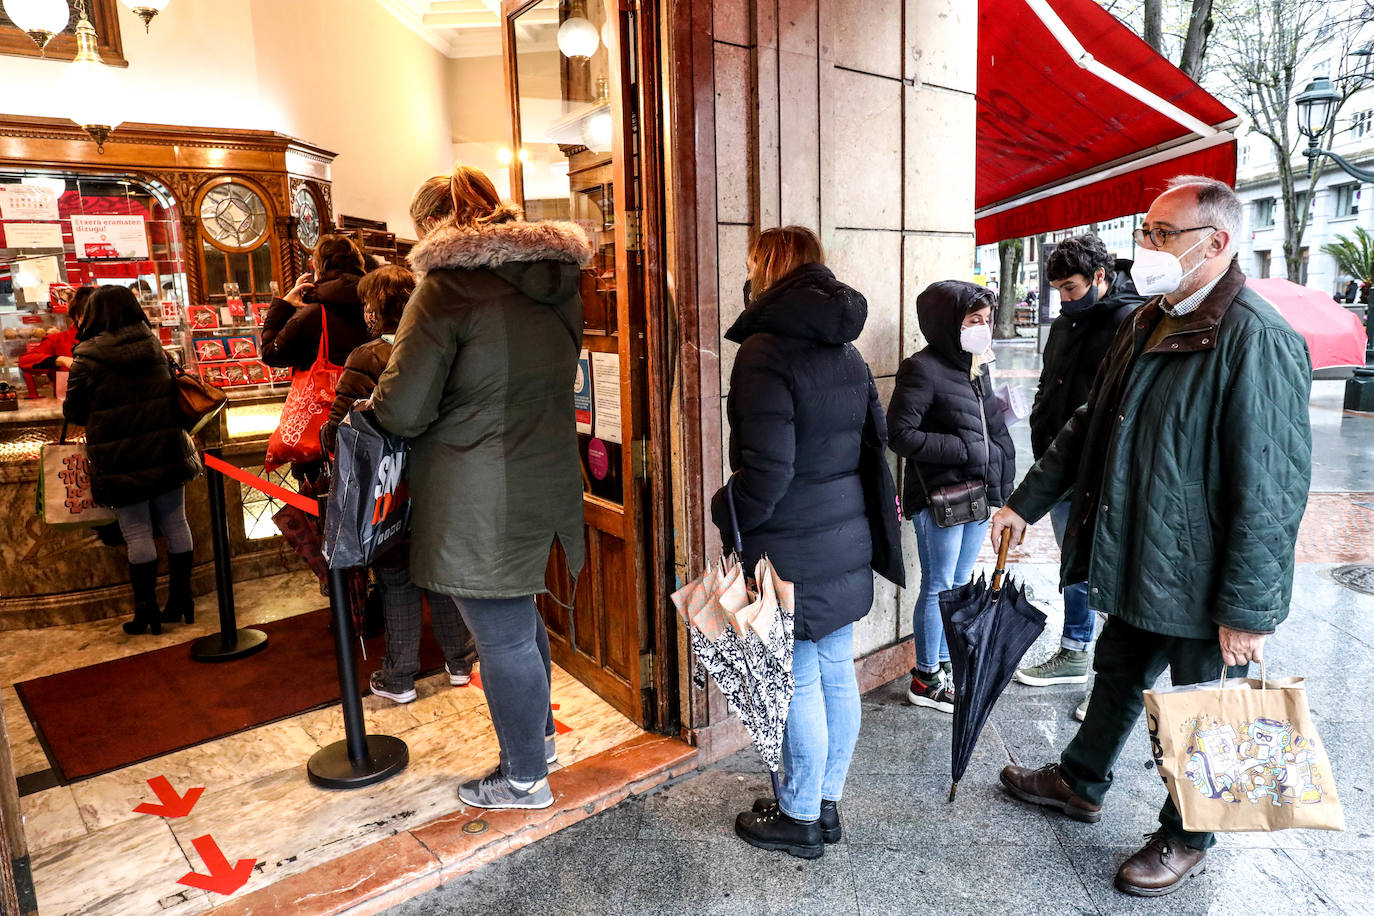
<box><xmin>409</xmin><ymin>218</ymin><xmax>595</xmax><ymax>274</ymax></box>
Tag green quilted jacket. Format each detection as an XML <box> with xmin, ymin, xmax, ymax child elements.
<box><xmin>1006</xmin><ymin>260</ymin><xmax>1312</xmax><ymax>639</ymax></box>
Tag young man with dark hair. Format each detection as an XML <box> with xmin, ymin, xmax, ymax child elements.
<box><xmin>1015</xmin><ymin>234</ymin><xmax>1141</xmax><ymax>711</ymax></box>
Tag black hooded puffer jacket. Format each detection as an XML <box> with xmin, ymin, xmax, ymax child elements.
<box><xmin>709</xmin><ymin>262</ymin><xmax>879</xmax><ymax>642</ymax></box>
<box><xmin>886</xmin><ymin>280</ymin><xmax>1016</xmax><ymax>518</ymax></box>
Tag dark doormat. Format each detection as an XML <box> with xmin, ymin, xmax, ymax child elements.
<box><xmin>14</xmin><ymin>608</ymin><xmax>447</xmax><ymax>784</ymax></box>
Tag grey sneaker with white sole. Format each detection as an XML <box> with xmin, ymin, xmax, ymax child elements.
<box><xmin>369</xmin><ymin>672</ymin><xmax>416</xmax><ymax>704</ymax></box>
<box><xmin>546</xmin><ymin>734</ymin><xmax>557</xmax><ymax>765</ymax></box>
<box><xmin>458</xmin><ymin>769</ymin><xmax>553</xmax><ymax>810</ymax></box>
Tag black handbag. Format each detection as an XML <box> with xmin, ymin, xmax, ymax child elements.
<box><xmin>911</xmin><ymin>379</ymin><xmax>992</xmax><ymax>529</ymax></box>
<box><xmin>859</xmin><ymin>383</ymin><xmax>906</xmax><ymax>587</ymax></box>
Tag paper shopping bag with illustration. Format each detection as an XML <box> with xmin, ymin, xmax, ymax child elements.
<box><xmin>37</xmin><ymin>441</ymin><xmax>117</xmax><ymax>529</ymax></box>
<box><xmin>1144</xmin><ymin>675</ymin><xmax>1344</xmax><ymax>833</ymax></box>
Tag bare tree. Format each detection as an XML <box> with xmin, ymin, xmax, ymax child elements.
<box><xmin>995</xmin><ymin>239</ymin><xmax>1023</xmax><ymax>340</ymax></box>
<box><xmin>1211</xmin><ymin>0</ymin><xmax>1361</xmax><ymax>280</ymax></box>
<box><xmin>1144</xmin><ymin>0</ymin><xmax>1165</xmax><ymax>51</ymax></box>
<box><xmin>1177</xmin><ymin>0</ymin><xmax>1215</xmax><ymax>79</ymax></box>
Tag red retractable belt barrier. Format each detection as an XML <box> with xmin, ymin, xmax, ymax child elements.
<box><xmin>202</xmin><ymin>453</ymin><xmax>319</xmax><ymax>516</ymax></box>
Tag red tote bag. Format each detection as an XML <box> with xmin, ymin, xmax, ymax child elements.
<box><xmin>265</xmin><ymin>308</ymin><xmax>346</xmax><ymax>472</ymax></box>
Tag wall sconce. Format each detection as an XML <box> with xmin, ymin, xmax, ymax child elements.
<box><xmin>119</xmin><ymin>0</ymin><xmax>171</xmax><ymax>33</ymax></box>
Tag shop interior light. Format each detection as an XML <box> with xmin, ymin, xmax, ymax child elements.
<box><xmin>497</xmin><ymin>147</ymin><xmax>513</xmax><ymax>165</ymax></box>
<box><xmin>582</xmin><ymin>111</ymin><xmax>613</xmax><ymax>152</ymax></box>
<box><xmin>61</xmin><ymin>1</ymin><xmax>126</xmax><ymax>153</ymax></box>
<box><xmin>118</xmin><ymin>0</ymin><xmax>170</xmax><ymax>33</ymax></box>
<box><xmin>3</xmin><ymin>0</ymin><xmax>71</xmax><ymax>53</ymax></box>
<box><xmin>557</xmin><ymin>16</ymin><xmax>600</xmax><ymax>59</ymax></box>
<box><xmin>517</xmin><ymin>148</ymin><xmax>530</xmax><ymax>163</ymax></box>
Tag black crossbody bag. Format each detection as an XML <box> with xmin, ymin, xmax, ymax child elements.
<box><xmin>911</xmin><ymin>378</ymin><xmax>991</xmax><ymax>528</ymax></box>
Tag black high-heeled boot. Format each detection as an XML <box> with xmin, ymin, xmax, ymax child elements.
<box><xmin>160</xmin><ymin>551</ymin><xmax>195</xmax><ymax>624</ymax></box>
<box><xmin>123</xmin><ymin>560</ymin><xmax>162</xmax><ymax>636</ymax></box>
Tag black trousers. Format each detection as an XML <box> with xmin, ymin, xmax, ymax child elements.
<box><xmin>1059</xmin><ymin>616</ymin><xmax>1248</xmax><ymax>850</ymax></box>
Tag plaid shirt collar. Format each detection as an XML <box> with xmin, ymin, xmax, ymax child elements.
<box><xmin>1162</xmin><ymin>270</ymin><xmax>1226</xmax><ymax>317</ymax></box>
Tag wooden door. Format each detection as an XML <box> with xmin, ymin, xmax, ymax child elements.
<box><xmin>504</xmin><ymin>0</ymin><xmax>654</xmax><ymax>725</ymax></box>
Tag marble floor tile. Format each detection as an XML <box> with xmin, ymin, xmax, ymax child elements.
<box><xmin>19</xmin><ymin>785</ymin><xmax>86</xmax><ymax>849</ymax></box>
<box><xmin>31</xmin><ymin>816</ymin><xmax>208</xmax><ymax>916</ymax></box>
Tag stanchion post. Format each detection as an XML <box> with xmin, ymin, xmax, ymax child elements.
<box><xmin>306</xmin><ymin>503</ymin><xmax>407</xmax><ymax>788</ymax></box>
<box><xmin>190</xmin><ymin>448</ymin><xmax>269</xmax><ymax>663</ymax></box>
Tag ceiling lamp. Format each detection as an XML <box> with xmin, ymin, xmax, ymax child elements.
<box><xmin>119</xmin><ymin>0</ymin><xmax>170</xmax><ymax>32</ymax></box>
<box><xmin>557</xmin><ymin>16</ymin><xmax>599</xmax><ymax>59</ymax></box>
<box><xmin>3</xmin><ymin>0</ymin><xmax>70</xmax><ymax>53</ymax></box>
<box><xmin>61</xmin><ymin>1</ymin><xmax>126</xmax><ymax>153</ymax></box>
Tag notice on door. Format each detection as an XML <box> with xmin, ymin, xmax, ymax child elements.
<box><xmin>590</xmin><ymin>351</ymin><xmax>622</xmax><ymax>444</ymax></box>
<box><xmin>3</xmin><ymin>222</ymin><xmax>64</xmax><ymax>250</ymax></box>
<box><xmin>70</xmin><ymin>215</ymin><xmax>150</xmax><ymax>260</ymax></box>
<box><xmin>574</xmin><ymin>349</ymin><xmax>592</xmax><ymax>435</ymax></box>
<box><xmin>0</xmin><ymin>185</ymin><xmax>61</xmax><ymax>221</ymax></box>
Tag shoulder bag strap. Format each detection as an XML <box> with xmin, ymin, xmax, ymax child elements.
<box><xmin>318</xmin><ymin>305</ymin><xmax>330</xmax><ymax>365</ymax></box>
<box><xmin>975</xmin><ymin>375</ymin><xmax>990</xmax><ymax>485</ymax></box>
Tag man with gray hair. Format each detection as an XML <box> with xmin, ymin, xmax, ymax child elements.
<box><xmin>988</xmin><ymin>175</ymin><xmax>1312</xmax><ymax>897</ymax></box>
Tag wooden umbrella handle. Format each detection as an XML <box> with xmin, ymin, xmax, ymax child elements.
<box><xmin>991</xmin><ymin>527</ymin><xmax>1013</xmax><ymax>592</ymax></box>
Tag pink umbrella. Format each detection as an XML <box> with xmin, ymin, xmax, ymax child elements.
<box><xmin>1246</xmin><ymin>278</ymin><xmax>1368</xmax><ymax>376</ymax></box>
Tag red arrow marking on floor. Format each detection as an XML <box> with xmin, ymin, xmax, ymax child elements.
<box><xmin>132</xmin><ymin>776</ymin><xmax>204</xmax><ymax>818</ymax></box>
<box><xmin>178</xmin><ymin>835</ymin><xmax>256</xmax><ymax>896</ymax></box>
<box><xmin>468</xmin><ymin>671</ymin><xmax>573</xmax><ymax>734</ymax></box>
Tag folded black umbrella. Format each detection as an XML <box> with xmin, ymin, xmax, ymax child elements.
<box><xmin>939</xmin><ymin>530</ymin><xmax>1047</xmax><ymax>801</ymax></box>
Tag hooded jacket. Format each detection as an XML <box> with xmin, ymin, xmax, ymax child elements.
<box><xmin>261</xmin><ymin>269</ymin><xmax>371</xmax><ymax>372</ymax></box>
<box><xmin>1007</xmin><ymin>259</ymin><xmax>1312</xmax><ymax>638</ymax></box>
<box><xmin>62</xmin><ymin>323</ymin><xmax>201</xmax><ymax>507</ymax></box>
<box><xmin>1029</xmin><ymin>259</ymin><xmax>1142</xmax><ymax>459</ymax></box>
<box><xmin>709</xmin><ymin>262</ymin><xmax>878</xmax><ymax>642</ymax></box>
<box><xmin>371</xmin><ymin>217</ymin><xmax>592</xmax><ymax>599</ymax></box>
<box><xmin>886</xmin><ymin>280</ymin><xmax>1016</xmax><ymax>517</ymax></box>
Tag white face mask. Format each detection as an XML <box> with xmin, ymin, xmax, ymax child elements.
<box><xmin>960</xmin><ymin>323</ymin><xmax>992</xmax><ymax>355</ymax></box>
<box><xmin>1130</xmin><ymin>230</ymin><xmax>1215</xmax><ymax>297</ymax></box>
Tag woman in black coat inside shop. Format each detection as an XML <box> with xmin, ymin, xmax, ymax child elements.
<box><xmin>261</xmin><ymin>234</ymin><xmax>371</xmax><ymax>487</ymax></box>
<box><xmin>63</xmin><ymin>286</ymin><xmax>202</xmax><ymax>636</ymax></box>
<box><xmin>886</xmin><ymin>280</ymin><xmax>1015</xmax><ymax>712</ymax></box>
<box><xmin>711</xmin><ymin>226</ymin><xmax>881</xmax><ymax>861</ymax></box>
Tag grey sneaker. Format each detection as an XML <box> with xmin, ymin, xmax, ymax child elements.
<box><xmin>545</xmin><ymin>734</ymin><xmax>557</xmax><ymax>765</ymax></box>
<box><xmin>458</xmin><ymin>769</ymin><xmax>553</xmax><ymax>810</ymax></box>
<box><xmin>446</xmin><ymin>663</ymin><xmax>471</xmax><ymax>686</ymax></box>
<box><xmin>370</xmin><ymin>672</ymin><xmax>416</xmax><ymax>704</ymax></box>
<box><xmin>1015</xmin><ymin>648</ymin><xmax>1090</xmax><ymax>687</ymax></box>
<box><xmin>1073</xmin><ymin>692</ymin><xmax>1090</xmax><ymax>722</ymax></box>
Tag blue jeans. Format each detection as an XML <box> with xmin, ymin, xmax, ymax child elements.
<box><xmin>114</xmin><ymin>486</ymin><xmax>193</xmax><ymax>565</ymax></box>
<box><xmin>451</xmin><ymin>595</ymin><xmax>557</xmax><ymax>783</ymax></box>
<box><xmin>1048</xmin><ymin>500</ymin><xmax>1095</xmax><ymax>651</ymax></box>
<box><xmin>778</xmin><ymin>624</ymin><xmax>860</xmax><ymax>822</ymax></box>
<box><xmin>912</xmin><ymin>510</ymin><xmax>987</xmax><ymax>672</ymax></box>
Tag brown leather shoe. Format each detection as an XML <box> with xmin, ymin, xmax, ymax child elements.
<box><xmin>1115</xmin><ymin>830</ymin><xmax>1207</xmax><ymax>897</ymax></box>
<box><xmin>999</xmin><ymin>763</ymin><xmax>1102</xmax><ymax>823</ymax></box>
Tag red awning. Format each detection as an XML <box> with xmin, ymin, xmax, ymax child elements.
<box><xmin>975</xmin><ymin>0</ymin><xmax>1240</xmax><ymax>244</ymax></box>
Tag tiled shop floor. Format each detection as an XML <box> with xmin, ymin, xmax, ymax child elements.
<box><xmin>0</xmin><ymin>571</ymin><xmax>643</xmax><ymax>916</ymax></box>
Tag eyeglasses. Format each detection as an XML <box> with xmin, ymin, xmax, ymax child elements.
<box><xmin>1132</xmin><ymin>225</ymin><xmax>1216</xmax><ymax>248</ymax></box>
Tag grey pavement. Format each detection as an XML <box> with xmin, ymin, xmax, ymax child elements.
<box><xmin>388</xmin><ymin>340</ymin><xmax>1374</xmax><ymax>916</ymax></box>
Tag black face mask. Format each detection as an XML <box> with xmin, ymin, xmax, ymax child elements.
<box><xmin>1059</xmin><ymin>281</ymin><xmax>1100</xmax><ymax>318</ymax></box>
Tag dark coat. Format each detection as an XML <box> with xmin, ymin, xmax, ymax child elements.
<box><xmin>62</xmin><ymin>323</ymin><xmax>201</xmax><ymax>508</ymax></box>
<box><xmin>321</xmin><ymin>336</ymin><xmax>392</xmax><ymax>455</ymax></box>
<box><xmin>372</xmin><ymin>218</ymin><xmax>592</xmax><ymax>599</ymax></box>
<box><xmin>1029</xmin><ymin>260</ymin><xmax>1142</xmax><ymax>459</ymax></box>
<box><xmin>1007</xmin><ymin>259</ymin><xmax>1312</xmax><ymax>638</ymax></box>
<box><xmin>709</xmin><ymin>263</ymin><xmax>876</xmax><ymax>642</ymax></box>
<box><xmin>260</xmin><ymin>269</ymin><xmax>370</xmax><ymax>371</ymax></box>
<box><xmin>886</xmin><ymin>281</ymin><xmax>1016</xmax><ymax>517</ymax></box>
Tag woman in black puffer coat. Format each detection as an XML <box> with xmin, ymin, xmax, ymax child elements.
<box><xmin>63</xmin><ymin>286</ymin><xmax>202</xmax><ymax>636</ymax></box>
<box><xmin>711</xmin><ymin>226</ymin><xmax>882</xmax><ymax>861</ymax></box>
<box><xmin>261</xmin><ymin>234</ymin><xmax>371</xmax><ymax>489</ymax></box>
<box><xmin>886</xmin><ymin>280</ymin><xmax>1015</xmax><ymax>712</ymax></box>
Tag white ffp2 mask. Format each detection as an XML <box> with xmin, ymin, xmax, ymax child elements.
<box><xmin>960</xmin><ymin>323</ymin><xmax>993</xmax><ymax>355</ymax></box>
<box><xmin>1130</xmin><ymin>231</ymin><xmax>1215</xmax><ymax>297</ymax></box>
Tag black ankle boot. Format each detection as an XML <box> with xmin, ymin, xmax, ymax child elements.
<box><xmin>735</xmin><ymin>806</ymin><xmax>823</xmax><ymax>859</ymax></box>
<box><xmin>123</xmin><ymin>560</ymin><xmax>162</xmax><ymax>636</ymax></box>
<box><xmin>752</xmin><ymin>796</ymin><xmax>842</xmax><ymax>843</ymax></box>
<box><xmin>161</xmin><ymin>551</ymin><xmax>195</xmax><ymax>624</ymax></box>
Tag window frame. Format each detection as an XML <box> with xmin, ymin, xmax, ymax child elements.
<box><xmin>0</xmin><ymin>0</ymin><xmax>126</xmax><ymax>67</ymax></box>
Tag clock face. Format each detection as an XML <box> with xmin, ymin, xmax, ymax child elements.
<box><xmin>293</xmin><ymin>186</ymin><xmax>321</xmax><ymax>249</ymax></box>
<box><xmin>199</xmin><ymin>182</ymin><xmax>269</xmax><ymax>249</ymax></box>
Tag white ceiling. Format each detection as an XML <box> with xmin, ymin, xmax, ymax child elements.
<box><xmin>376</xmin><ymin>0</ymin><xmax>559</xmax><ymax>58</ymax></box>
